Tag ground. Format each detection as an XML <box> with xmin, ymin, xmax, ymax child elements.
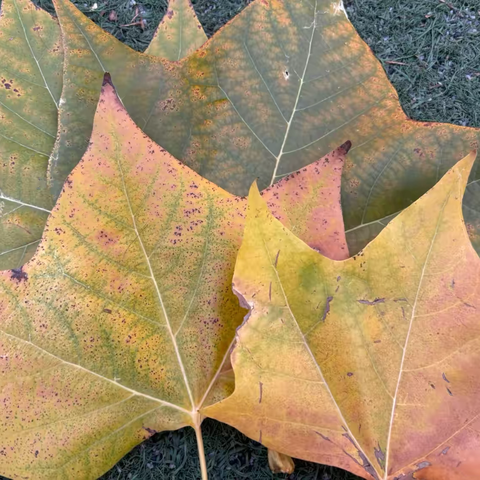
<box><xmin>3</xmin><ymin>0</ymin><xmax>480</xmax><ymax>478</ymax></box>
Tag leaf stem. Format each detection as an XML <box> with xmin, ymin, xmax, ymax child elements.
<box><xmin>194</xmin><ymin>414</ymin><xmax>208</xmax><ymax>480</ymax></box>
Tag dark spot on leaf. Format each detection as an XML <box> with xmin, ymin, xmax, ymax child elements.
<box><xmin>315</xmin><ymin>431</ymin><xmax>331</xmax><ymax>442</ymax></box>
<box><xmin>358</xmin><ymin>298</ymin><xmax>385</xmax><ymax>305</ymax></box>
<box><xmin>143</xmin><ymin>427</ymin><xmax>157</xmax><ymax>438</ymax></box>
<box><xmin>339</xmin><ymin>140</ymin><xmax>352</xmax><ymax>155</ymax></box>
<box><xmin>374</xmin><ymin>442</ymin><xmax>385</xmax><ymax>470</ymax></box>
<box><xmin>442</xmin><ymin>372</ymin><xmax>450</xmax><ymax>383</ymax></box>
<box><xmin>439</xmin><ymin>446</ymin><xmax>450</xmax><ymax>455</ymax></box>
<box><xmin>347</xmin><ymin>372</ymin><xmax>354</xmax><ymax>377</ymax></box>
<box><xmin>10</xmin><ymin>268</ymin><xmax>28</xmax><ymax>282</ymax></box>
<box><xmin>341</xmin><ymin>428</ymin><xmax>380</xmax><ymax>480</ymax></box>
<box><xmin>103</xmin><ymin>308</ymin><xmax>112</xmax><ymax>314</ymax></box>
<box><xmin>274</xmin><ymin>250</ymin><xmax>280</xmax><ymax>267</ymax></box>
<box><xmin>102</xmin><ymin>72</ymin><xmax>113</xmax><ymax>87</ymax></box>
<box><xmin>321</xmin><ymin>296</ymin><xmax>334</xmax><ymax>322</ymax></box>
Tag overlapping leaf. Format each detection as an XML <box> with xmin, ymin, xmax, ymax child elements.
<box><xmin>4</xmin><ymin>0</ymin><xmax>480</xmax><ymax>272</ymax></box>
<box><xmin>0</xmin><ymin>0</ymin><xmax>62</xmax><ymax>269</ymax></box>
<box><xmin>0</xmin><ymin>0</ymin><xmax>206</xmax><ymax>270</ymax></box>
<box><xmin>0</xmin><ymin>81</ymin><xmax>350</xmax><ymax>480</ymax></box>
<box><xmin>206</xmin><ymin>152</ymin><xmax>480</xmax><ymax>479</ymax></box>
<box><xmin>50</xmin><ymin>0</ymin><xmax>480</xmax><ymax>254</ymax></box>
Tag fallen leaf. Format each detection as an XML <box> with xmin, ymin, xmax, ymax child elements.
<box><xmin>205</xmin><ymin>152</ymin><xmax>480</xmax><ymax>480</ymax></box>
<box><xmin>0</xmin><ymin>81</ymin><xmax>349</xmax><ymax>479</ymax></box>
<box><xmin>0</xmin><ymin>0</ymin><xmax>63</xmax><ymax>269</ymax></box>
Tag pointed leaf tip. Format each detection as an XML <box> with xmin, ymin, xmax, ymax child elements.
<box><xmin>145</xmin><ymin>0</ymin><xmax>207</xmax><ymax>59</ymax></box>
<box><xmin>248</xmin><ymin>180</ymin><xmax>262</xmax><ymax>199</ymax></box>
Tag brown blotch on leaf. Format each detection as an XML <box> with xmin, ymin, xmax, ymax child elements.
<box><xmin>10</xmin><ymin>268</ymin><xmax>28</xmax><ymax>282</ymax></box>
<box><xmin>357</xmin><ymin>298</ymin><xmax>385</xmax><ymax>305</ymax></box>
<box><xmin>374</xmin><ymin>442</ymin><xmax>385</xmax><ymax>468</ymax></box>
<box><xmin>338</xmin><ymin>140</ymin><xmax>352</xmax><ymax>155</ymax></box>
<box><xmin>143</xmin><ymin>427</ymin><xmax>157</xmax><ymax>438</ymax></box>
<box><xmin>274</xmin><ymin>250</ymin><xmax>280</xmax><ymax>268</ymax></box>
<box><xmin>321</xmin><ymin>296</ymin><xmax>334</xmax><ymax>322</ymax></box>
<box><xmin>102</xmin><ymin>72</ymin><xmax>113</xmax><ymax>87</ymax></box>
<box><xmin>315</xmin><ymin>431</ymin><xmax>331</xmax><ymax>442</ymax></box>
<box><xmin>341</xmin><ymin>427</ymin><xmax>380</xmax><ymax>480</ymax></box>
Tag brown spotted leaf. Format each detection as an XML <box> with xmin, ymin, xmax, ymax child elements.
<box><xmin>145</xmin><ymin>0</ymin><xmax>207</xmax><ymax>59</ymax></box>
<box><xmin>0</xmin><ymin>81</ymin><xmax>349</xmax><ymax>479</ymax></box>
<box><xmin>205</xmin><ymin>152</ymin><xmax>480</xmax><ymax>480</ymax></box>
<box><xmin>50</xmin><ymin>0</ymin><xmax>480</xmax><ymax>259</ymax></box>
<box><xmin>0</xmin><ymin>0</ymin><xmax>63</xmax><ymax>269</ymax></box>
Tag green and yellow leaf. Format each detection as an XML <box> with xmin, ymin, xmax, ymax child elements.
<box><xmin>0</xmin><ymin>0</ymin><xmax>63</xmax><ymax>269</ymax></box>
<box><xmin>0</xmin><ymin>81</ymin><xmax>349</xmax><ymax>480</ymax></box>
<box><xmin>205</xmin><ymin>152</ymin><xmax>480</xmax><ymax>480</ymax></box>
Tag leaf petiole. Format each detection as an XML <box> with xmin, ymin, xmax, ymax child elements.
<box><xmin>193</xmin><ymin>413</ymin><xmax>208</xmax><ymax>480</ymax></box>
